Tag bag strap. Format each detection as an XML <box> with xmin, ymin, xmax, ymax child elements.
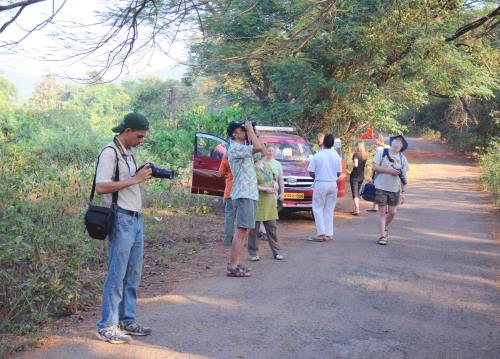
<box><xmin>89</xmin><ymin>146</ymin><xmax>120</xmax><ymax>205</ymax></box>
<box><xmin>371</xmin><ymin>148</ymin><xmax>389</xmax><ymax>181</ymax></box>
<box><xmin>113</xmin><ymin>136</ymin><xmax>137</xmax><ymax>173</ymax></box>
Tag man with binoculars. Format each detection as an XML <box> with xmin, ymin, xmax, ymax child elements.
<box><xmin>94</xmin><ymin>112</ymin><xmax>154</xmax><ymax>344</ymax></box>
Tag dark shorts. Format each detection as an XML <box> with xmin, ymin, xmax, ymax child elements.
<box><xmin>232</xmin><ymin>198</ymin><xmax>257</xmax><ymax>229</ymax></box>
<box><xmin>350</xmin><ymin>178</ymin><xmax>363</xmax><ymax>199</ymax></box>
<box><xmin>375</xmin><ymin>189</ymin><xmax>400</xmax><ymax>207</ymax></box>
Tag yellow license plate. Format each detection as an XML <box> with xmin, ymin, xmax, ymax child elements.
<box><xmin>284</xmin><ymin>193</ymin><xmax>304</xmax><ymax>200</ymax></box>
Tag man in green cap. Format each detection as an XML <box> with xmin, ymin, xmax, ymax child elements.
<box><xmin>95</xmin><ymin>112</ymin><xmax>153</xmax><ymax>344</ymax></box>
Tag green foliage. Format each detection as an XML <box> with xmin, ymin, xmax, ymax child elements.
<box><xmin>479</xmin><ymin>139</ymin><xmax>500</xmax><ymax>207</ymax></box>
<box><xmin>0</xmin><ymin>75</ymin><xmax>229</xmax><ymax>340</ymax></box>
<box><xmin>405</xmin><ymin>93</ymin><xmax>499</xmax><ymax>152</ymax></box>
<box><xmin>0</xmin><ymin>0</ymin><xmax>499</xmax><ymax>345</ymax></box>
<box><xmin>190</xmin><ymin>0</ymin><xmax>498</xmax><ymax>140</ymax></box>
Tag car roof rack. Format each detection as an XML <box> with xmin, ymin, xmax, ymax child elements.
<box><xmin>255</xmin><ymin>125</ymin><xmax>296</xmax><ymax>133</ymax></box>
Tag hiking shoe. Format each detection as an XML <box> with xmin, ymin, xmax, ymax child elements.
<box><xmin>227</xmin><ymin>265</ymin><xmax>251</xmax><ymax>277</ymax></box>
<box><xmin>377</xmin><ymin>236</ymin><xmax>388</xmax><ymax>245</ymax></box>
<box><xmin>119</xmin><ymin>321</ymin><xmax>152</xmax><ymax>336</ymax></box>
<box><xmin>97</xmin><ymin>325</ymin><xmax>131</xmax><ymax>344</ymax></box>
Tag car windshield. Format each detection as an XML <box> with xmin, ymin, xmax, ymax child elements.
<box><xmin>266</xmin><ymin>141</ymin><xmax>314</xmax><ymax>162</ymax></box>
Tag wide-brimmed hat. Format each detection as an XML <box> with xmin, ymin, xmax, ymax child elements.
<box><xmin>389</xmin><ymin>134</ymin><xmax>408</xmax><ymax>152</ymax></box>
<box><xmin>112</xmin><ymin>112</ymin><xmax>149</xmax><ymax>133</ymax></box>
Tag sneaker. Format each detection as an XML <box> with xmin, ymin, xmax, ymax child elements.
<box><xmin>377</xmin><ymin>236</ymin><xmax>388</xmax><ymax>245</ymax></box>
<box><xmin>226</xmin><ymin>262</ymin><xmax>251</xmax><ymax>272</ymax></box>
<box><xmin>274</xmin><ymin>254</ymin><xmax>284</xmax><ymax>260</ymax></box>
<box><xmin>119</xmin><ymin>321</ymin><xmax>152</xmax><ymax>336</ymax></box>
<box><xmin>226</xmin><ymin>265</ymin><xmax>251</xmax><ymax>277</ymax></box>
<box><xmin>97</xmin><ymin>325</ymin><xmax>131</xmax><ymax>344</ymax></box>
<box><xmin>250</xmin><ymin>255</ymin><xmax>260</xmax><ymax>261</ymax></box>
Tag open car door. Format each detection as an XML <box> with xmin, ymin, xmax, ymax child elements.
<box><xmin>191</xmin><ymin>133</ymin><xmax>227</xmax><ymax>196</ymax></box>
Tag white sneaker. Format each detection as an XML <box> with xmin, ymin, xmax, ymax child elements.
<box><xmin>97</xmin><ymin>325</ymin><xmax>131</xmax><ymax>344</ymax></box>
<box><xmin>250</xmin><ymin>255</ymin><xmax>260</xmax><ymax>261</ymax></box>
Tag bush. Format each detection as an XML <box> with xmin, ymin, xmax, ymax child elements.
<box><xmin>0</xmin><ymin>78</ymin><xmax>239</xmax><ymax>345</ymax></box>
<box><xmin>479</xmin><ymin>139</ymin><xmax>500</xmax><ymax>207</ymax></box>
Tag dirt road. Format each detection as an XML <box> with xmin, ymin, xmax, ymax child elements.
<box><xmin>19</xmin><ymin>138</ymin><xmax>500</xmax><ymax>359</ymax></box>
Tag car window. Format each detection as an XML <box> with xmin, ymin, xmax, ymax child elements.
<box><xmin>267</xmin><ymin>142</ymin><xmax>313</xmax><ymax>161</ymax></box>
<box><xmin>196</xmin><ymin>135</ymin><xmax>226</xmax><ymax>159</ymax></box>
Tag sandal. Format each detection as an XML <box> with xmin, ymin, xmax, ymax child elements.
<box><xmin>351</xmin><ymin>211</ymin><xmax>360</xmax><ymax>216</ymax></box>
<box><xmin>226</xmin><ymin>266</ymin><xmax>251</xmax><ymax>277</ymax></box>
<box><xmin>308</xmin><ymin>235</ymin><xmax>328</xmax><ymax>242</ymax></box>
<box><xmin>377</xmin><ymin>236</ymin><xmax>387</xmax><ymax>245</ymax></box>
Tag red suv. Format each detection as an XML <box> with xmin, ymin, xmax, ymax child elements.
<box><xmin>191</xmin><ymin>127</ymin><xmax>346</xmax><ymax>211</ymax></box>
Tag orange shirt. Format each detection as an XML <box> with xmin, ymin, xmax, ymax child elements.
<box><xmin>219</xmin><ymin>159</ymin><xmax>234</xmax><ymax>199</ymax></box>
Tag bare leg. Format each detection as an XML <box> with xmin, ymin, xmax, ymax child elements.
<box><xmin>378</xmin><ymin>205</ymin><xmax>388</xmax><ymax>237</ymax></box>
<box><xmin>385</xmin><ymin>206</ymin><xmax>397</xmax><ymax>228</ymax></box>
<box><xmin>229</xmin><ymin>227</ymin><xmax>248</xmax><ymax>269</ymax></box>
<box><xmin>353</xmin><ymin>197</ymin><xmax>360</xmax><ymax>213</ymax></box>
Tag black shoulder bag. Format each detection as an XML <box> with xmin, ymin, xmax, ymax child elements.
<box><xmin>84</xmin><ymin>146</ymin><xmax>119</xmax><ymax>240</ymax></box>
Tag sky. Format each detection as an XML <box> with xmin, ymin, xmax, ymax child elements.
<box><xmin>0</xmin><ymin>0</ymin><xmax>188</xmax><ymax>95</ymax></box>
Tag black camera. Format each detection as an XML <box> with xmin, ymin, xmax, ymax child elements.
<box><xmin>240</xmin><ymin>121</ymin><xmax>257</xmax><ymax>131</ymax></box>
<box><xmin>137</xmin><ymin>162</ymin><xmax>176</xmax><ymax>179</ymax></box>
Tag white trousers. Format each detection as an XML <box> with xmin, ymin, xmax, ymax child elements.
<box><xmin>312</xmin><ymin>181</ymin><xmax>338</xmax><ymax>237</ymax></box>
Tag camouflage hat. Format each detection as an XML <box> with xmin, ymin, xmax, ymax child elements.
<box><xmin>112</xmin><ymin>112</ymin><xmax>149</xmax><ymax>133</ymax></box>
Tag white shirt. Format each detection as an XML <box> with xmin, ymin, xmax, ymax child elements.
<box><xmin>95</xmin><ymin>138</ymin><xmax>142</xmax><ymax>212</ymax></box>
<box><xmin>308</xmin><ymin>148</ymin><xmax>342</xmax><ymax>182</ymax></box>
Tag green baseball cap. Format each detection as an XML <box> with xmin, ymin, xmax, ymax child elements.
<box><xmin>112</xmin><ymin>112</ymin><xmax>149</xmax><ymax>133</ymax></box>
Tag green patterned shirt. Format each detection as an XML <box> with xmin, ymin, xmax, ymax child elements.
<box><xmin>228</xmin><ymin>140</ymin><xmax>259</xmax><ymax>200</ymax></box>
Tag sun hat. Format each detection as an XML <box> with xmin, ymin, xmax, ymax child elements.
<box><xmin>112</xmin><ymin>112</ymin><xmax>149</xmax><ymax>133</ymax></box>
<box><xmin>389</xmin><ymin>134</ymin><xmax>408</xmax><ymax>152</ymax></box>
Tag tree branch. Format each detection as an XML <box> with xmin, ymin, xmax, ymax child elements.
<box><xmin>445</xmin><ymin>5</ymin><xmax>500</xmax><ymax>42</ymax></box>
<box><xmin>0</xmin><ymin>0</ymin><xmax>45</xmax><ymax>12</ymax></box>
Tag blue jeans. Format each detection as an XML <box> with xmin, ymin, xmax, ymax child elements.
<box><xmin>223</xmin><ymin>199</ymin><xmax>235</xmax><ymax>245</ymax></box>
<box><xmin>97</xmin><ymin>210</ymin><xmax>144</xmax><ymax>330</ymax></box>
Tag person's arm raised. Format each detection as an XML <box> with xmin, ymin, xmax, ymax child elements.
<box><xmin>245</xmin><ymin>121</ymin><xmax>267</xmax><ymax>156</ymax></box>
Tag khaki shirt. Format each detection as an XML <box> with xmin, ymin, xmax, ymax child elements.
<box><xmin>95</xmin><ymin>138</ymin><xmax>142</xmax><ymax>212</ymax></box>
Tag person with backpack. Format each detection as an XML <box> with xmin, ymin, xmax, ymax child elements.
<box><xmin>372</xmin><ymin>135</ymin><xmax>409</xmax><ymax>245</ymax></box>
